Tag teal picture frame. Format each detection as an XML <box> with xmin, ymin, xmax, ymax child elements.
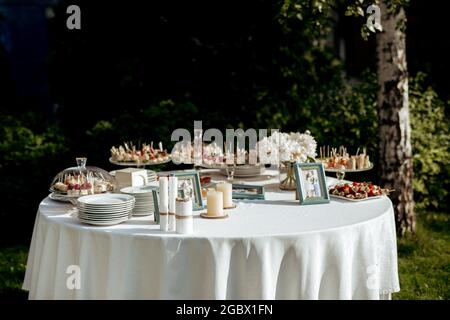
<box><xmin>152</xmin><ymin>189</ymin><xmax>160</xmax><ymax>223</ymax></box>
<box><xmin>165</xmin><ymin>170</ymin><xmax>205</xmax><ymax>211</ymax></box>
<box><xmin>232</xmin><ymin>184</ymin><xmax>265</xmax><ymax>200</ymax></box>
<box><xmin>293</xmin><ymin>162</ymin><xmax>330</xmax><ymax>205</ymax></box>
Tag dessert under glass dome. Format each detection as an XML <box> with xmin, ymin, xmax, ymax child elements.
<box><xmin>50</xmin><ymin>157</ymin><xmax>115</xmax><ymax>198</ymax></box>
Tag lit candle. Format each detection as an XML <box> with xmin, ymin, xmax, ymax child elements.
<box><xmin>159</xmin><ymin>176</ymin><xmax>169</xmax><ymax>231</ymax></box>
<box><xmin>168</xmin><ymin>175</ymin><xmax>178</xmax><ymax>231</ymax></box>
<box><xmin>216</xmin><ymin>182</ymin><xmax>232</xmax><ymax>208</ymax></box>
<box><xmin>206</xmin><ymin>191</ymin><xmax>223</xmax><ymax>216</ymax></box>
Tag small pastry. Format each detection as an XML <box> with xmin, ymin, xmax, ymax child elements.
<box><xmin>54</xmin><ymin>182</ymin><xmax>68</xmax><ymax>193</ymax></box>
<box><xmin>364</xmin><ymin>155</ymin><xmax>371</xmax><ymax>168</ymax></box>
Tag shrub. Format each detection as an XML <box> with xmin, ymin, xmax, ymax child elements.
<box><xmin>409</xmin><ymin>73</ymin><xmax>450</xmax><ymax>212</ymax></box>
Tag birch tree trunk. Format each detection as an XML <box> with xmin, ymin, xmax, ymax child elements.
<box><xmin>377</xmin><ymin>1</ymin><xmax>415</xmax><ymax>235</ymax></box>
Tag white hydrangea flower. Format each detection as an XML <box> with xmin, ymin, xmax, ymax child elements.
<box><xmin>257</xmin><ymin>130</ymin><xmax>317</xmax><ymax>164</ymax></box>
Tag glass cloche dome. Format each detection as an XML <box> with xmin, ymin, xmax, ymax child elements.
<box><xmin>50</xmin><ymin>157</ymin><xmax>115</xmax><ymax>197</ymax></box>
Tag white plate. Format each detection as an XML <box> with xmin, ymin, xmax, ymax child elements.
<box><xmin>78</xmin><ymin>216</ymin><xmax>130</xmax><ymax>221</ymax></box>
<box><xmin>133</xmin><ymin>206</ymin><xmax>153</xmax><ymax>210</ymax></box>
<box><xmin>78</xmin><ymin>210</ymin><xmax>131</xmax><ymax>216</ymax></box>
<box><xmin>77</xmin><ymin>213</ymin><xmax>130</xmax><ymax>219</ymax></box>
<box><xmin>78</xmin><ymin>210</ymin><xmax>133</xmax><ymax>216</ymax></box>
<box><xmin>78</xmin><ymin>213</ymin><xmax>130</xmax><ymax>220</ymax></box>
<box><xmin>78</xmin><ymin>218</ymin><xmax>129</xmax><ymax>226</ymax></box>
<box><xmin>329</xmin><ymin>194</ymin><xmax>384</xmax><ymax>202</ymax></box>
<box><xmin>78</xmin><ymin>205</ymin><xmax>134</xmax><ymax>212</ymax></box>
<box><xmin>133</xmin><ymin>202</ymin><xmax>153</xmax><ymax>206</ymax></box>
<box><xmin>77</xmin><ymin>194</ymin><xmax>135</xmax><ymax>205</ymax></box>
<box><xmin>78</xmin><ymin>209</ymin><xmax>132</xmax><ymax>215</ymax></box>
<box><xmin>133</xmin><ymin>209</ymin><xmax>153</xmax><ymax>212</ymax></box>
<box><xmin>133</xmin><ymin>208</ymin><xmax>153</xmax><ymax>212</ymax></box>
<box><xmin>77</xmin><ymin>201</ymin><xmax>135</xmax><ymax>208</ymax></box>
<box><xmin>132</xmin><ymin>213</ymin><xmax>153</xmax><ymax>216</ymax></box>
<box><xmin>49</xmin><ymin>193</ymin><xmax>74</xmax><ymax>203</ymax></box>
<box><xmin>120</xmin><ymin>186</ymin><xmax>157</xmax><ymax>194</ymax></box>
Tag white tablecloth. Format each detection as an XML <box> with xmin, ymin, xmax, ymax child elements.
<box><xmin>23</xmin><ymin>170</ymin><xmax>400</xmax><ymax>299</ymax></box>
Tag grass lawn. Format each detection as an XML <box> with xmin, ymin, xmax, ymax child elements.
<box><xmin>1</xmin><ymin>212</ymin><xmax>449</xmax><ymax>300</ymax></box>
<box><xmin>395</xmin><ymin>212</ymin><xmax>450</xmax><ymax>299</ymax></box>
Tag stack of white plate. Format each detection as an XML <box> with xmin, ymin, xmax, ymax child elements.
<box><xmin>109</xmin><ymin>170</ymin><xmax>158</xmax><ymax>183</ymax></box>
<box><xmin>76</xmin><ymin>194</ymin><xmax>135</xmax><ymax>226</ymax></box>
<box><xmin>220</xmin><ymin>164</ymin><xmax>265</xmax><ymax>177</ymax></box>
<box><xmin>120</xmin><ymin>186</ymin><xmax>155</xmax><ymax>216</ymax></box>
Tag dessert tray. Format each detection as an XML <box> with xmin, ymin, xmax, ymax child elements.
<box><xmin>49</xmin><ymin>158</ymin><xmax>115</xmax><ymax>202</ymax></box>
<box><xmin>318</xmin><ymin>146</ymin><xmax>373</xmax><ymax>181</ymax></box>
<box><xmin>110</xmin><ymin>142</ymin><xmax>171</xmax><ymax>166</ymax></box>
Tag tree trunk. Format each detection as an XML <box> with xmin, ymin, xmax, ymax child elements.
<box><xmin>377</xmin><ymin>1</ymin><xmax>415</xmax><ymax>235</ymax></box>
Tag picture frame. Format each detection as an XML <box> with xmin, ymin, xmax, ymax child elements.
<box><xmin>232</xmin><ymin>184</ymin><xmax>265</xmax><ymax>200</ymax></box>
<box><xmin>293</xmin><ymin>162</ymin><xmax>330</xmax><ymax>205</ymax></box>
<box><xmin>152</xmin><ymin>189</ymin><xmax>160</xmax><ymax>223</ymax></box>
<box><xmin>160</xmin><ymin>170</ymin><xmax>205</xmax><ymax>211</ymax></box>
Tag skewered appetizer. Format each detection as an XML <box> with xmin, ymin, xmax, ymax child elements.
<box><xmin>319</xmin><ymin>146</ymin><xmax>371</xmax><ymax>170</ymax></box>
<box><xmin>110</xmin><ymin>142</ymin><xmax>170</xmax><ymax>164</ymax></box>
<box><xmin>329</xmin><ymin>182</ymin><xmax>389</xmax><ymax>200</ymax></box>
<box><xmin>52</xmin><ymin>173</ymin><xmax>114</xmax><ymax>196</ymax></box>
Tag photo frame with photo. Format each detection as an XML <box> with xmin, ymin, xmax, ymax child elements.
<box><xmin>165</xmin><ymin>171</ymin><xmax>205</xmax><ymax>210</ymax></box>
<box><xmin>293</xmin><ymin>162</ymin><xmax>330</xmax><ymax>205</ymax></box>
<box><xmin>232</xmin><ymin>184</ymin><xmax>265</xmax><ymax>200</ymax></box>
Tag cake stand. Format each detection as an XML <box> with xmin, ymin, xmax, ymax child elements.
<box><xmin>109</xmin><ymin>157</ymin><xmax>171</xmax><ymax>169</ymax></box>
<box><xmin>324</xmin><ymin>164</ymin><xmax>374</xmax><ymax>182</ymax></box>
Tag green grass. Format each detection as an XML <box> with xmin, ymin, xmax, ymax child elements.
<box><xmin>0</xmin><ymin>245</ymin><xmax>28</xmax><ymax>299</ymax></box>
<box><xmin>1</xmin><ymin>212</ymin><xmax>449</xmax><ymax>300</ymax></box>
<box><xmin>395</xmin><ymin>212</ymin><xmax>450</xmax><ymax>300</ymax></box>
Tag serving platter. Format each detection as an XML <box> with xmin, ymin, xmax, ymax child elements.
<box><xmin>329</xmin><ymin>194</ymin><xmax>384</xmax><ymax>202</ymax></box>
<box><xmin>109</xmin><ymin>157</ymin><xmax>171</xmax><ymax>167</ymax></box>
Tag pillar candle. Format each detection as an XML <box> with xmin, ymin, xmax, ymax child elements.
<box><xmin>207</xmin><ymin>191</ymin><xmax>223</xmax><ymax>216</ymax></box>
<box><xmin>168</xmin><ymin>176</ymin><xmax>178</xmax><ymax>231</ymax></box>
<box><xmin>216</xmin><ymin>182</ymin><xmax>233</xmax><ymax>208</ymax></box>
<box><xmin>176</xmin><ymin>198</ymin><xmax>193</xmax><ymax>234</ymax></box>
<box><xmin>159</xmin><ymin>176</ymin><xmax>169</xmax><ymax>231</ymax></box>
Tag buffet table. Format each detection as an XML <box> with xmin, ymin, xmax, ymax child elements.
<box><xmin>23</xmin><ymin>170</ymin><xmax>400</xmax><ymax>299</ymax></box>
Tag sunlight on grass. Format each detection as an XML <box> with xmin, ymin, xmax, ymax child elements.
<box><xmin>395</xmin><ymin>212</ymin><xmax>450</xmax><ymax>300</ymax></box>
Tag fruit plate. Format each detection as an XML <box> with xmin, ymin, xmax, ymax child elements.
<box><xmin>330</xmin><ymin>194</ymin><xmax>385</xmax><ymax>202</ymax></box>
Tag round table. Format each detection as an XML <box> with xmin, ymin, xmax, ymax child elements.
<box><xmin>22</xmin><ymin>171</ymin><xmax>399</xmax><ymax>299</ymax></box>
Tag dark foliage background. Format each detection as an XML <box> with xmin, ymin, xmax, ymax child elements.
<box><xmin>0</xmin><ymin>0</ymin><xmax>449</xmax><ymax>247</ymax></box>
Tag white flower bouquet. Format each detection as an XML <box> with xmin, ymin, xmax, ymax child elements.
<box><xmin>258</xmin><ymin>130</ymin><xmax>317</xmax><ymax>164</ymax></box>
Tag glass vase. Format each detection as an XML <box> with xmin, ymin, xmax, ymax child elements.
<box><xmin>279</xmin><ymin>161</ymin><xmax>297</xmax><ymax>190</ymax></box>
